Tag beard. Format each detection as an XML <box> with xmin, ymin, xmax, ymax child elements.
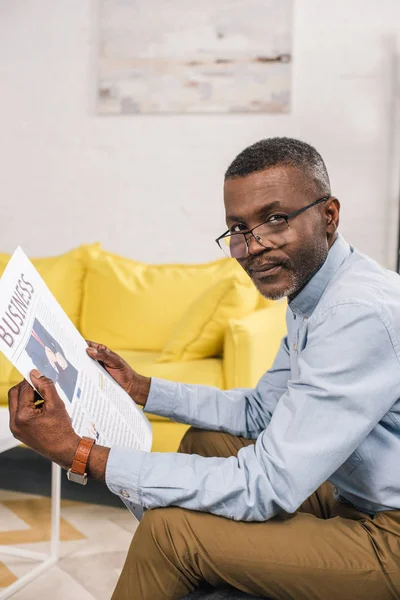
<box><xmin>246</xmin><ymin>238</ymin><xmax>329</xmax><ymax>301</ymax></box>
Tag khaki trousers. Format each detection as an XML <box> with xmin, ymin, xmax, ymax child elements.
<box><xmin>112</xmin><ymin>428</ymin><xmax>400</xmax><ymax>600</ymax></box>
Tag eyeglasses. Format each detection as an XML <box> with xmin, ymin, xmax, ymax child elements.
<box><xmin>215</xmin><ymin>196</ymin><xmax>330</xmax><ymax>259</ymax></box>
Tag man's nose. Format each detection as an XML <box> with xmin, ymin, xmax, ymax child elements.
<box><xmin>246</xmin><ymin>232</ymin><xmax>272</xmax><ymax>255</ymax></box>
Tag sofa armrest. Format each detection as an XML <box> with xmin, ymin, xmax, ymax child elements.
<box><xmin>223</xmin><ymin>301</ymin><xmax>287</xmax><ymax>389</ymax></box>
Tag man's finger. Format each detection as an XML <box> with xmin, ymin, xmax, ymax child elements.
<box><xmin>86</xmin><ymin>341</ymin><xmax>110</xmax><ymax>354</ymax></box>
<box><xmin>15</xmin><ymin>379</ymin><xmax>37</xmax><ymax>423</ymax></box>
<box><xmin>86</xmin><ymin>341</ymin><xmax>109</xmax><ymax>355</ymax></box>
<box><xmin>86</xmin><ymin>340</ymin><xmax>101</xmax><ymax>349</ymax></box>
<box><xmin>29</xmin><ymin>371</ymin><xmax>59</xmax><ymax>407</ymax></box>
<box><xmin>86</xmin><ymin>343</ymin><xmax>121</xmax><ymax>367</ymax></box>
<box><xmin>16</xmin><ymin>379</ymin><xmax>35</xmax><ymax>408</ymax></box>
<box><xmin>8</xmin><ymin>384</ymin><xmax>20</xmax><ymax>430</ymax></box>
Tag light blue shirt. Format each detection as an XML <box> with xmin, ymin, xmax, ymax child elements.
<box><xmin>106</xmin><ymin>234</ymin><xmax>400</xmax><ymax>520</ymax></box>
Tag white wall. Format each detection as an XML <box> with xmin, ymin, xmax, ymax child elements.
<box><xmin>0</xmin><ymin>0</ymin><xmax>400</xmax><ymax>266</ymax></box>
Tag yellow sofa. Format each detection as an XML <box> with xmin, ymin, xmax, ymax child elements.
<box><xmin>0</xmin><ymin>244</ymin><xmax>287</xmax><ymax>452</ymax></box>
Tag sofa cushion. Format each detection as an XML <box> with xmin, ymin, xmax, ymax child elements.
<box><xmin>223</xmin><ymin>301</ymin><xmax>288</xmax><ymax>389</ymax></box>
<box><xmin>0</xmin><ymin>245</ymin><xmax>89</xmax><ymax>327</ymax></box>
<box><xmin>118</xmin><ymin>349</ymin><xmax>224</xmax><ymax>421</ymax></box>
<box><xmin>81</xmin><ymin>247</ymin><xmax>251</xmax><ymax>352</ymax></box>
<box><xmin>150</xmin><ymin>420</ymin><xmax>190</xmax><ymax>453</ymax></box>
<box><xmin>158</xmin><ymin>275</ymin><xmax>258</xmax><ymax>362</ymax></box>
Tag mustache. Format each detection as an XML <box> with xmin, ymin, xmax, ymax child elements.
<box><xmin>246</xmin><ymin>257</ymin><xmax>290</xmax><ymax>271</ymax></box>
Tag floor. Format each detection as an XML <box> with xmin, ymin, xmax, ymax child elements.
<box><xmin>0</xmin><ymin>489</ymin><xmax>138</xmax><ymax>600</ymax></box>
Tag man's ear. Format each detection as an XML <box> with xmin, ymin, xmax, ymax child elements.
<box><xmin>326</xmin><ymin>197</ymin><xmax>340</xmax><ymax>231</ymax></box>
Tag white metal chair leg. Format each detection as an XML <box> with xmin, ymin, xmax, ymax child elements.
<box><xmin>0</xmin><ymin>463</ymin><xmax>61</xmax><ymax>599</ymax></box>
<box><xmin>50</xmin><ymin>463</ymin><xmax>61</xmax><ymax>561</ymax></box>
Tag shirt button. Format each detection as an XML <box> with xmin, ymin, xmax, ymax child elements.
<box><xmin>293</xmin><ymin>343</ymin><xmax>297</xmax><ymax>351</ymax></box>
<box><xmin>333</xmin><ymin>487</ymin><xmax>339</xmax><ymax>495</ymax></box>
<box><xmin>120</xmin><ymin>490</ymin><xmax>130</xmax><ymax>498</ymax></box>
<box><xmin>303</xmin><ymin>316</ymin><xmax>308</xmax><ymax>322</ymax></box>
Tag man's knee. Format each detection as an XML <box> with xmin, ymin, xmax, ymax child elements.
<box><xmin>113</xmin><ymin>508</ymin><xmax>196</xmax><ymax>598</ymax></box>
<box><xmin>136</xmin><ymin>507</ymin><xmax>185</xmax><ymax>561</ymax></box>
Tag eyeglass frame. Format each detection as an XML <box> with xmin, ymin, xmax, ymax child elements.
<box><xmin>215</xmin><ymin>195</ymin><xmax>331</xmax><ymax>257</ymax></box>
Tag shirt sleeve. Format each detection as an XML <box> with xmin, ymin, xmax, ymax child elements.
<box><xmin>144</xmin><ymin>335</ymin><xmax>291</xmax><ymax>439</ymax></box>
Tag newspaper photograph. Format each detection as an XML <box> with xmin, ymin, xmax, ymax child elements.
<box><xmin>0</xmin><ymin>247</ymin><xmax>152</xmax><ymax>512</ymax></box>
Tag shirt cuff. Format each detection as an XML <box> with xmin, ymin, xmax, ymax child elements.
<box><xmin>144</xmin><ymin>377</ymin><xmax>178</xmax><ymax>418</ymax></box>
<box><xmin>105</xmin><ymin>446</ymin><xmax>147</xmax><ymax>505</ymax></box>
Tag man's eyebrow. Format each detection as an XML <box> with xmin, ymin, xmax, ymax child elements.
<box><xmin>226</xmin><ymin>200</ymin><xmax>282</xmax><ymax>224</ymax></box>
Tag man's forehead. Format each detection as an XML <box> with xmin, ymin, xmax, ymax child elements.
<box><xmin>224</xmin><ymin>166</ymin><xmax>310</xmax><ymax>216</ymax></box>
<box><xmin>224</xmin><ymin>166</ymin><xmax>306</xmax><ymax>195</ymax></box>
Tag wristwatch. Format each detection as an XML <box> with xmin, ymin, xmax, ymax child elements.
<box><xmin>67</xmin><ymin>437</ymin><xmax>96</xmax><ymax>485</ymax></box>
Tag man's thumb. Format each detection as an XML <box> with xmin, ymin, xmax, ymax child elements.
<box><xmin>30</xmin><ymin>370</ymin><xmax>58</xmax><ymax>403</ymax></box>
<box><xmin>87</xmin><ymin>345</ymin><xmax>121</xmax><ymax>367</ymax></box>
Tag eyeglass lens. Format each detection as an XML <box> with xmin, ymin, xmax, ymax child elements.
<box><xmin>222</xmin><ymin>220</ymin><xmax>289</xmax><ymax>258</ymax></box>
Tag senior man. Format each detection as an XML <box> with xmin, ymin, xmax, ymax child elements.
<box><xmin>8</xmin><ymin>138</ymin><xmax>400</xmax><ymax>600</ymax></box>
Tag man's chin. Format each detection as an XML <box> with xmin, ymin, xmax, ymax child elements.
<box><xmin>260</xmin><ymin>288</ymin><xmax>289</xmax><ymax>301</ymax></box>
<box><xmin>251</xmin><ymin>272</ymin><xmax>294</xmax><ymax>300</ymax></box>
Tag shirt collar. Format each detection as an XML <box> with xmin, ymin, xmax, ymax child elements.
<box><xmin>289</xmin><ymin>233</ymin><xmax>351</xmax><ymax>318</ymax></box>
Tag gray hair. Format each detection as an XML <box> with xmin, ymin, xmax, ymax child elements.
<box><xmin>225</xmin><ymin>137</ymin><xmax>331</xmax><ymax>196</ymax></box>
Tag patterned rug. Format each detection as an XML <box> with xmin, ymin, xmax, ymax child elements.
<box><xmin>0</xmin><ymin>489</ymin><xmax>138</xmax><ymax>599</ymax></box>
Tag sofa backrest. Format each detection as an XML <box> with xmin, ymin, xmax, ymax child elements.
<box><xmin>81</xmin><ymin>246</ymin><xmax>266</xmax><ymax>352</ymax></box>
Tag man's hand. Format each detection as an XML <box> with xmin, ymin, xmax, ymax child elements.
<box><xmin>86</xmin><ymin>341</ymin><xmax>151</xmax><ymax>407</ymax></box>
<box><xmin>8</xmin><ymin>371</ymin><xmax>80</xmax><ymax>470</ymax></box>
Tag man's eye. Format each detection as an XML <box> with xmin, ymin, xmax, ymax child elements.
<box><xmin>231</xmin><ymin>224</ymin><xmax>247</xmax><ymax>233</ymax></box>
<box><xmin>268</xmin><ymin>215</ymin><xmax>286</xmax><ymax>225</ymax></box>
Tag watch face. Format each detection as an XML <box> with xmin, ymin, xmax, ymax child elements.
<box><xmin>67</xmin><ymin>470</ymin><xmax>88</xmax><ymax>485</ymax></box>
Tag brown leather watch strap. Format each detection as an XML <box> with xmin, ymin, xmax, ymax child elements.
<box><xmin>70</xmin><ymin>437</ymin><xmax>96</xmax><ymax>476</ymax></box>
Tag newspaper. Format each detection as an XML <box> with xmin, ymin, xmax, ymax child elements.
<box><xmin>0</xmin><ymin>247</ymin><xmax>152</xmax><ymax>517</ymax></box>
